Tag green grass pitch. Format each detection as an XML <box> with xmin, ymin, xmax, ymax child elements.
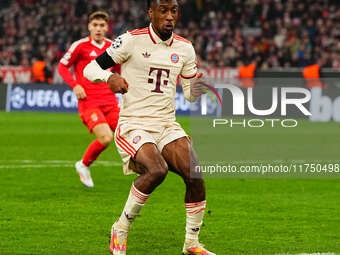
<box><xmin>0</xmin><ymin>112</ymin><xmax>339</xmax><ymax>254</ymax></box>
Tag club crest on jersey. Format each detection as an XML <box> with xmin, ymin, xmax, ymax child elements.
<box><xmin>111</xmin><ymin>36</ymin><xmax>122</xmax><ymax>49</ymax></box>
<box><xmin>91</xmin><ymin>113</ymin><xmax>98</xmax><ymax>122</ymax></box>
<box><xmin>133</xmin><ymin>135</ymin><xmax>141</xmax><ymax>144</ymax></box>
<box><xmin>171</xmin><ymin>53</ymin><xmax>179</xmax><ymax>63</ymax></box>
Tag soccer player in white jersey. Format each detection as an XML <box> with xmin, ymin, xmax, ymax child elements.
<box><xmin>84</xmin><ymin>0</ymin><xmax>215</xmax><ymax>254</ymax></box>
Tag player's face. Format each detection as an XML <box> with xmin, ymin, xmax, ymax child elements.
<box><xmin>88</xmin><ymin>19</ymin><xmax>108</xmax><ymax>43</ymax></box>
<box><xmin>149</xmin><ymin>0</ymin><xmax>179</xmax><ymax>40</ymax></box>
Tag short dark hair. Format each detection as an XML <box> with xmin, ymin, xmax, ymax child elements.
<box><xmin>89</xmin><ymin>11</ymin><xmax>109</xmax><ymax>22</ymax></box>
<box><xmin>147</xmin><ymin>0</ymin><xmax>178</xmax><ymax>9</ymax></box>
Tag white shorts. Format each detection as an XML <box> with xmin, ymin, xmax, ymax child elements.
<box><xmin>114</xmin><ymin>120</ymin><xmax>187</xmax><ymax>175</ymax></box>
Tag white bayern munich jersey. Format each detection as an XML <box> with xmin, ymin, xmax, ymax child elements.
<box><xmin>106</xmin><ymin>24</ymin><xmax>197</xmax><ymax>122</ymax></box>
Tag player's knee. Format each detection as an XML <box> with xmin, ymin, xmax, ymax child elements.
<box><xmin>148</xmin><ymin>160</ymin><xmax>168</xmax><ymax>184</ymax></box>
<box><xmin>98</xmin><ymin>133</ymin><xmax>113</xmax><ymax>147</ymax></box>
<box><xmin>152</xmin><ymin>169</ymin><xmax>168</xmax><ymax>184</ymax></box>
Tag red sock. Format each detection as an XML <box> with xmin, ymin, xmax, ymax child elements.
<box><xmin>82</xmin><ymin>140</ymin><xmax>107</xmax><ymax>167</ymax></box>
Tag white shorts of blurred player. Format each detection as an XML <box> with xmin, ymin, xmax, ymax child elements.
<box><xmin>114</xmin><ymin>121</ymin><xmax>188</xmax><ymax>175</ymax></box>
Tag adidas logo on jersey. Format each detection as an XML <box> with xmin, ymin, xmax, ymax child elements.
<box><xmin>142</xmin><ymin>51</ymin><xmax>151</xmax><ymax>58</ymax></box>
<box><xmin>90</xmin><ymin>50</ymin><xmax>97</xmax><ymax>57</ymax></box>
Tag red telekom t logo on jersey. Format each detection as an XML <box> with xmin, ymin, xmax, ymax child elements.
<box><xmin>148</xmin><ymin>67</ymin><xmax>170</xmax><ymax>93</ymax></box>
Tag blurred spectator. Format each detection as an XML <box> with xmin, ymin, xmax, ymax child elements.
<box><xmin>32</xmin><ymin>55</ymin><xmax>52</xmax><ymax>83</ymax></box>
<box><xmin>0</xmin><ymin>0</ymin><xmax>339</xmax><ymax>72</ymax></box>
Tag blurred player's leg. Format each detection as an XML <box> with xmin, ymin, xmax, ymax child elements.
<box><xmin>76</xmin><ymin>123</ymin><xmax>113</xmax><ymax>187</ymax></box>
<box><xmin>110</xmin><ymin>143</ymin><xmax>168</xmax><ymax>254</ymax></box>
<box><xmin>162</xmin><ymin>137</ymin><xmax>215</xmax><ymax>255</ymax></box>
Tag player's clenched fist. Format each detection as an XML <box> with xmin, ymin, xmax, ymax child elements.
<box><xmin>191</xmin><ymin>72</ymin><xmax>206</xmax><ymax>97</ymax></box>
<box><xmin>107</xmin><ymin>74</ymin><xmax>128</xmax><ymax>94</ymax></box>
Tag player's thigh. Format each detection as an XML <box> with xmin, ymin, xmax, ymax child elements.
<box><xmin>162</xmin><ymin>137</ymin><xmax>197</xmax><ymax>178</ymax></box>
<box><xmin>163</xmin><ymin>137</ymin><xmax>204</xmax><ymax>182</ymax></box>
<box><xmin>92</xmin><ymin>123</ymin><xmax>113</xmax><ymax>143</ymax></box>
<box><xmin>134</xmin><ymin>143</ymin><xmax>168</xmax><ymax>175</ymax></box>
<box><xmin>114</xmin><ymin>124</ymin><xmax>167</xmax><ymax>175</ymax></box>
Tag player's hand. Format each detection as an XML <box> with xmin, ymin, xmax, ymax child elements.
<box><xmin>107</xmin><ymin>74</ymin><xmax>129</xmax><ymax>94</ymax></box>
<box><xmin>73</xmin><ymin>85</ymin><xmax>87</xmax><ymax>100</ymax></box>
<box><xmin>191</xmin><ymin>72</ymin><xmax>207</xmax><ymax>97</ymax></box>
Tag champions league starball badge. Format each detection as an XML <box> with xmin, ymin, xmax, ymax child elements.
<box><xmin>111</xmin><ymin>37</ymin><xmax>122</xmax><ymax>49</ymax></box>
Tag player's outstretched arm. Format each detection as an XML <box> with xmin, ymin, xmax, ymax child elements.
<box><xmin>83</xmin><ymin>52</ymin><xmax>128</xmax><ymax>94</ymax></box>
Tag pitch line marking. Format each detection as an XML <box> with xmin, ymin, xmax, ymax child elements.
<box><xmin>276</xmin><ymin>253</ymin><xmax>336</xmax><ymax>255</ymax></box>
<box><xmin>0</xmin><ymin>160</ymin><xmax>122</xmax><ymax>169</ymax></box>
<box><xmin>201</xmin><ymin>159</ymin><xmax>340</xmax><ymax>164</ymax></box>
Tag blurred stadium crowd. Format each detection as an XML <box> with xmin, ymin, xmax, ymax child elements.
<box><xmin>0</xmin><ymin>0</ymin><xmax>339</xmax><ymax>77</ymax></box>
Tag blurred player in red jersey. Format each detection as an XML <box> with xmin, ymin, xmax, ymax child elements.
<box><xmin>58</xmin><ymin>11</ymin><xmax>120</xmax><ymax>188</ymax></box>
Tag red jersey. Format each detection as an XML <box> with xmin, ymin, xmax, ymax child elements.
<box><xmin>58</xmin><ymin>36</ymin><xmax>120</xmax><ymax>108</ymax></box>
